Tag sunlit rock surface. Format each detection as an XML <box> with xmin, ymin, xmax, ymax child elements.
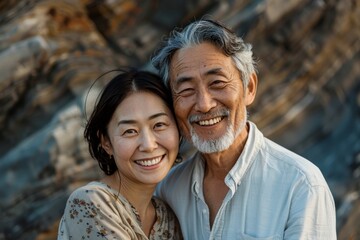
<box><xmin>0</xmin><ymin>0</ymin><xmax>359</xmax><ymax>239</ymax></box>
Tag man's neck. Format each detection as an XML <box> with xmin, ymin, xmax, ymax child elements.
<box><xmin>201</xmin><ymin>124</ymin><xmax>249</xmax><ymax>178</ymax></box>
<box><xmin>201</xmin><ymin>124</ymin><xmax>249</xmax><ymax>227</ymax></box>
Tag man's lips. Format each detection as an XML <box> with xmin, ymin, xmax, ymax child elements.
<box><xmin>197</xmin><ymin>116</ymin><xmax>223</xmax><ymax>126</ymax></box>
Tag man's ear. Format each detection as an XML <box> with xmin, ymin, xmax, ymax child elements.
<box><xmin>245</xmin><ymin>72</ymin><xmax>258</xmax><ymax>106</ymax></box>
<box><xmin>100</xmin><ymin>134</ymin><xmax>113</xmax><ymax>156</ymax></box>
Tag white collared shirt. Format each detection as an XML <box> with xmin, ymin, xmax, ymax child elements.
<box><xmin>156</xmin><ymin>121</ymin><xmax>336</xmax><ymax>239</ymax></box>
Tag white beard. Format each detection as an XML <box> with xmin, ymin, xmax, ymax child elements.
<box><xmin>190</xmin><ymin>110</ymin><xmax>248</xmax><ymax>153</ymax></box>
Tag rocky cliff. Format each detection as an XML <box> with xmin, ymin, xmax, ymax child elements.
<box><xmin>0</xmin><ymin>0</ymin><xmax>359</xmax><ymax>239</ymax></box>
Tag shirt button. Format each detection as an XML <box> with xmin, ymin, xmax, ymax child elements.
<box><xmin>202</xmin><ymin>209</ymin><xmax>207</xmax><ymax>214</ymax></box>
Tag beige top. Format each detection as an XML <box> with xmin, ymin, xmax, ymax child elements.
<box><xmin>58</xmin><ymin>181</ymin><xmax>182</xmax><ymax>239</ymax></box>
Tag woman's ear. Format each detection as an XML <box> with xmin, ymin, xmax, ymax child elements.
<box><xmin>245</xmin><ymin>72</ymin><xmax>258</xmax><ymax>106</ymax></box>
<box><xmin>100</xmin><ymin>134</ymin><xmax>113</xmax><ymax>156</ymax></box>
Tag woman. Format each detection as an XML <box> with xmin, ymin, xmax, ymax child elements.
<box><xmin>58</xmin><ymin>69</ymin><xmax>182</xmax><ymax>239</ymax></box>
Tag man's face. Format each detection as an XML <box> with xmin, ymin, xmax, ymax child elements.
<box><xmin>169</xmin><ymin>42</ymin><xmax>257</xmax><ymax>153</ymax></box>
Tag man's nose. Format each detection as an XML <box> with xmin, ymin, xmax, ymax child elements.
<box><xmin>139</xmin><ymin>130</ymin><xmax>158</xmax><ymax>152</ymax></box>
<box><xmin>194</xmin><ymin>87</ymin><xmax>216</xmax><ymax>113</ymax></box>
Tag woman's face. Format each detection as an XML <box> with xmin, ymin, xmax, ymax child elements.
<box><xmin>101</xmin><ymin>91</ymin><xmax>179</xmax><ymax>187</ymax></box>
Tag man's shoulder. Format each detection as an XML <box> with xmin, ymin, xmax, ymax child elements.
<box><xmin>156</xmin><ymin>153</ymin><xmax>199</xmax><ymax>196</ymax></box>
<box><xmin>261</xmin><ymin>137</ymin><xmax>326</xmax><ymax>186</ymax></box>
<box><xmin>167</xmin><ymin>153</ymin><xmax>199</xmax><ymax>180</ymax></box>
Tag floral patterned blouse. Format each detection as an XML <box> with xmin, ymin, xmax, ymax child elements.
<box><xmin>58</xmin><ymin>181</ymin><xmax>182</xmax><ymax>239</ymax></box>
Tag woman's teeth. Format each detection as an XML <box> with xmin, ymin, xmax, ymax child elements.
<box><xmin>136</xmin><ymin>156</ymin><xmax>162</xmax><ymax>166</ymax></box>
<box><xmin>198</xmin><ymin>117</ymin><xmax>222</xmax><ymax>126</ymax></box>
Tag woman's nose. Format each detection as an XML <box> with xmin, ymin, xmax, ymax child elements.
<box><xmin>138</xmin><ymin>131</ymin><xmax>158</xmax><ymax>152</ymax></box>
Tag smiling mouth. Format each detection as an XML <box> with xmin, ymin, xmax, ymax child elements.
<box><xmin>135</xmin><ymin>156</ymin><xmax>163</xmax><ymax>167</ymax></box>
<box><xmin>198</xmin><ymin>117</ymin><xmax>223</xmax><ymax>126</ymax></box>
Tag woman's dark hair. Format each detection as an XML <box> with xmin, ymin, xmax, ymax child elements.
<box><xmin>84</xmin><ymin>68</ymin><xmax>175</xmax><ymax>175</ymax></box>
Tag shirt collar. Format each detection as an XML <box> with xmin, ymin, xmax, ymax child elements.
<box><xmin>191</xmin><ymin>152</ymin><xmax>205</xmax><ymax>198</ymax></box>
<box><xmin>226</xmin><ymin>121</ymin><xmax>263</xmax><ymax>188</ymax></box>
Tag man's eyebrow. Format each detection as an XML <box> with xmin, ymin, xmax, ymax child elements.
<box><xmin>117</xmin><ymin>113</ymin><xmax>168</xmax><ymax>126</ymax></box>
<box><xmin>206</xmin><ymin>67</ymin><xmax>225</xmax><ymax>76</ymax></box>
<box><xmin>174</xmin><ymin>76</ymin><xmax>192</xmax><ymax>88</ymax></box>
<box><xmin>175</xmin><ymin>68</ymin><xmax>224</xmax><ymax>82</ymax></box>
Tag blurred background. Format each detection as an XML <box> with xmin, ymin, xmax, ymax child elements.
<box><xmin>0</xmin><ymin>0</ymin><xmax>359</xmax><ymax>239</ymax></box>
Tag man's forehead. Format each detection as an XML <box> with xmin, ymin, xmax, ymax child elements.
<box><xmin>171</xmin><ymin>58</ymin><xmax>230</xmax><ymax>80</ymax></box>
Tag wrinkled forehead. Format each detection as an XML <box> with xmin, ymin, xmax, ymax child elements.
<box><xmin>169</xmin><ymin>43</ymin><xmax>234</xmax><ymax>82</ymax></box>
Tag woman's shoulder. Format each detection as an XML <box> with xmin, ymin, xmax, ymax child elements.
<box><xmin>151</xmin><ymin>196</ymin><xmax>176</xmax><ymax>218</ymax></box>
<box><xmin>151</xmin><ymin>196</ymin><xmax>169</xmax><ymax>208</ymax></box>
<box><xmin>151</xmin><ymin>196</ymin><xmax>183</xmax><ymax>239</ymax></box>
<box><xmin>65</xmin><ymin>181</ymin><xmax>118</xmax><ymax>204</ymax></box>
<box><xmin>68</xmin><ymin>181</ymin><xmax>107</xmax><ymax>194</ymax></box>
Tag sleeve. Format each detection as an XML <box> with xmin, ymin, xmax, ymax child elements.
<box><xmin>57</xmin><ymin>186</ymin><xmax>139</xmax><ymax>240</ymax></box>
<box><xmin>284</xmin><ymin>184</ymin><xmax>337</xmax><ymax>240</ymax></box>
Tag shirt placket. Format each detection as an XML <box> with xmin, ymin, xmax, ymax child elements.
<box><xmin>193</xmin><ymin>181</ymin><xmax>211</xmax><ymax>239</ymax></box>
<box><xmin>209</xmin><ymin>191</ymin><xmax>233</xmax><ymax>240</ymax></box>
<box><xmin>209</xmin><ymin>176</ymin><xmax>237</xmax><ymax>240</ymax></box>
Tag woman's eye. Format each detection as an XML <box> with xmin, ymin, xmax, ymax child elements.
<box><xmin>122</xmin><ymin>129</ymin><xmax>137</xmax><ymax>136</ymax></box>
<box><xmin>154</xmin><ymin>122</ymin><xmax>168</xmax><ymax>130</ymax></box>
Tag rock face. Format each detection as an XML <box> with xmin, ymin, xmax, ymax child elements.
<box><xmin>0</xmin><ymin>0</ymin><xmax>359</xmax><ymax>239</ymax></box>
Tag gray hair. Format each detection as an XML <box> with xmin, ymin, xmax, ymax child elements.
<box><xmin>151</xmin><ymin>19</ymin><xmax>256</xmax><ymax>89</ymax></box>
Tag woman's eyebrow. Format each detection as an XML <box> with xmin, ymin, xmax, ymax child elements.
<box><xmin>117</xmin><ymin>119</ymin><xmax>135</xmax><ymax>126</ymax></box>
<box><xmin>149</xmin><ymin>112</ymin><xmax>168</xmax><ymax>120</ymax></box>
<box><xmin>117</xmin><ymin>112</ymin><xmax>168</xmax><ymax>126</ymax></box>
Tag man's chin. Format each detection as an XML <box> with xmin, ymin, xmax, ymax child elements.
<box><xmin>190</xmin><ymin>135</ymin><xmax>234</xmax><ymax>154</ymax></box>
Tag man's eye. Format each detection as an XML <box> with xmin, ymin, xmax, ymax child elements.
<box><xmin>178</xmin><ymin>88</ymin><xmax>195</xmax><ymax>96</ymax></box>
<box><xmin>211</xmin><ymin>80</ymin><xmax>226</xmax><ymax>88</ymax></box>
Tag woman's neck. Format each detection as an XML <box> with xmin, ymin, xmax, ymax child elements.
<box><xmin>101</xmin><ymin>174</ymin><xmax>157</xmax><ymax>236</ymax></box>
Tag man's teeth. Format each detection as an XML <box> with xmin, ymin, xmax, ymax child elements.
<box><xmin>198</xmin><ymin>117</ymin><xmax>222</xmax><ymax>126</ymax></box>
<box><xmin>136</xmin><ymin>157</ymin><xmax>162</xmax><ymax>166</ymax></box>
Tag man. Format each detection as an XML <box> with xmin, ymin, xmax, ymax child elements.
<box><xmin>152</xmin><ymin>19</ymin><xmax>336</xmax><ymax>239</ymax></box>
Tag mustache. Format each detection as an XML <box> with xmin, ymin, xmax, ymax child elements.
<box><xmin>188</xmin><ymin>108</ymin><xmax>230</xmax><ymax>123</ymax></box>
